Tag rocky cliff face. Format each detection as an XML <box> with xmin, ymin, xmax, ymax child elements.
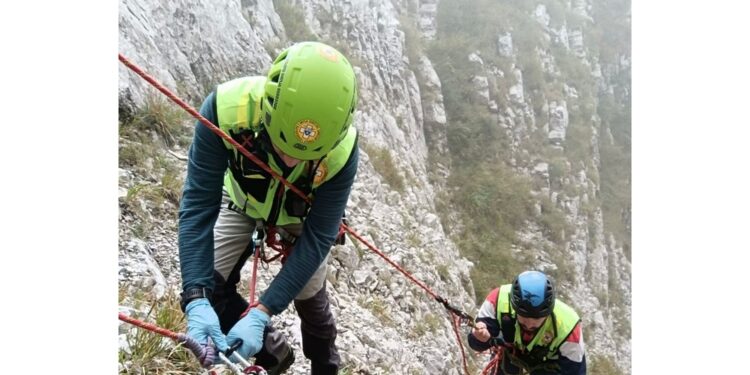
<box><xmin>119</xmin><ymin>0</ymin><xmax>630</xmax><ymax>373</ymax></box>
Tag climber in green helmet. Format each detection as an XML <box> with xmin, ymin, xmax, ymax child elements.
<box><xmin>468</xmin><ymin>271</ymin><xmax>587</xmax><ymax>374</ymax></box>
<box><xmin>178</xmin><ymin>41</ymin><xmax>358</xmax><ymax>375</ymax></box>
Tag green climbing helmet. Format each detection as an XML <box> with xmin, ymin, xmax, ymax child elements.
<box><xmin>262</xmin><ymin>41</ymin><xmax>358</xmax><ymax>160</ymax></box>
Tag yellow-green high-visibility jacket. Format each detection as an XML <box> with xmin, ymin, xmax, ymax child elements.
<box><xmin>215</xmin><ymin>76</ymin><xmax>358</xmax><ymax>225</ymax></box>
<box><xmin>496</xmin><ymin>284</ymin><xmax>582</xmax><ymax>363</ymax></box>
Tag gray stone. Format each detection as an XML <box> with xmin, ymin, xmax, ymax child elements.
<box><xmin>497</xmin><ymin>32</ymin><xmax>513</xmax><ymax>57</ymax></box>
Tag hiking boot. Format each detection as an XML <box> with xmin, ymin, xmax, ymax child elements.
<box><xmin>263</xmin><ymin>346</ymin><xmax>295</xmax><ymax>375</ymax></box>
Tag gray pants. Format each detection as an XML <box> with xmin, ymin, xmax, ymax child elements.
<box><xmin>211</xmin><ymin>192</ymin><xmax>340</xmax><ymax>374</ymax></box>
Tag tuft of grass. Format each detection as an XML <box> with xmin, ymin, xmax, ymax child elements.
<box><xmin>119</xmin><ymin>290</ymin><xmax>200</xmax><ymax>374</ymax></box>
<box><xmin>448</xmin><ymin>163</ymin><xmax>537</xmax><ymax>301</ymax></box>
<box><xmin>122</xmin><ymin>184</ymin><xmax>153</xmax><ymax>238</ymax></box>
<box><xmin>160</xmin><ymin>170</ymin><xmax>183</xmax><ymax>205</ymax></box>
<box><xmin>406</xmin><ymin>230</ymin><xmax>421</xmax><ymax>248</ymax></box>
<box><xmin>424</xmin><ymin>312</ymin><xmax>443</xmax><ymax>333</ymax></box>
<box><xmin>367</xmin><ymin>296</ymin><xmax>394</xmax><ymax>327</ymax></box>
<box><xmin>273</xmin><ymin>0</ymin><xmax>317</xmax><ymax>42</ymax></box>
<box><xmin>407</xmin><ymin>312</ymin><xmax>445</xmax><ymax>339</ymax></box>
<box><xmin>121</xmin><ymin>94</ymin><xmax>192</xmax><ymax>149</ymax></box>
<box><xmin>538</xmin><ymin>197</ymin><xmax>568</xmax><ymax>243</ymax></box>
<box><xmin>119</xmin><ymin>93</ymin><xmax>189</xmax><ymax>238</ymax></box>
<box><xmin>119</xmin><ymin>141</ymin><xmax>150</xmax><ymax>168</ymax></box>
<box><xmin>436</xmin><ymin>264</ymin><xmax>450</xmax><ymax>283</ymax></box>
<box><xmin>360</xmin><ymin>142</ymin><xmax>406</xmax><ymax>193</ymax></box>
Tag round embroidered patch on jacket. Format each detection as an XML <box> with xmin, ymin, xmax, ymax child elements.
<box><xmin>541</xmin><ymin>331</ymin><xmax>554</xmax><ymax>345</ymax></box>
<box><xmin>314</xmin><ymin>163</ymin><xmax>328</xmax><ymax>185</ymax></box>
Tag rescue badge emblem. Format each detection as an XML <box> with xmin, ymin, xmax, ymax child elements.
<box><xmin>295</xmin><ymin>120</ymin><xmax>320</xmax><ymax>143</ymax></box>
<box><xmin>314</xmin><ymin>163</ymin><xmax>328</xmax><ymax>185</ymax></box>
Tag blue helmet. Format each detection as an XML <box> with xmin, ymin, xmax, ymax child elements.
<box><xmin>511</xmin><ymin>271</ymin><xmax>555</xmax><ymax>318</ymax></box>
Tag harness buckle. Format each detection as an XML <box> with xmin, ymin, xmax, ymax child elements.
<box><xmin>251</xmin><ymin>223</ymin><xmax>265</xmax><ymax>253</ymax></box>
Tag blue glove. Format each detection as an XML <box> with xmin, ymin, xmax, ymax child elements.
<box><xmin>186</xmin><ymin>298</ymin><xmax>229</xmax><ymax>354</ymax></box>
<box><xmin>226</xmin><ymin>308</ymin><xmax>270</xmax><ymax>361</ymax></box>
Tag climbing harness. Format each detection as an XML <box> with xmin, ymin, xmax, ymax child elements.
<box><xmin>118</xmin><ymin>53</ymin><xmax>479</xmax><ymax>374</ymax></box>
<box><xmin>479</xmin><ymin>337</ymin><xmax>514</xmax><ymax>375</ymax></box>
<box><xmin>238</xmin><ymin>223</ymin><xmax>294</xmax><ymax>319</ymax></box>
<box><xmin>505</xmin><ymin>350</ymin><xmax>562</xmax><ymax>375</ymax></box>
<box><xmin>477</xmin><ymin>336</ymin><xmax>560</xmax><ymax>375</ymax></box>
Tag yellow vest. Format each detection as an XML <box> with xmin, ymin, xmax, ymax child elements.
<box><xmin>496</xmin><ymin>284</ymin><xmax>581</xmax><ymax>360</ymax></box>
<box><xmin>215</xmin><ymin>76</ymin><xmax>357</xmax><ymax>225</ymax></box>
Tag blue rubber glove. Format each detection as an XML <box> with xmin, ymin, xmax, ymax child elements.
<box><xmin>226</xmin><ymin>308</ymin><xmax>270</xmax><ymax>361</ymax></box>
<box><xmin>186</xmin><ymin>298</ymin><xmax>229</xmax><ymax>354</ymax></box>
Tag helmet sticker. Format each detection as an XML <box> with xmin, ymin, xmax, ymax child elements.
<box><xmin>523</xmin><ymin>290</ymin><xmax>543</xmax><ymax>307</ymax></box>
<box><xmin>295</xmin><ymin>120</ymin><xmax>321</xmax><ymax>143</ymax></box>
<box><xmin>318</xmin><ymin>45</ymin><xmax>340</xmax><ymax>62</ymax></box>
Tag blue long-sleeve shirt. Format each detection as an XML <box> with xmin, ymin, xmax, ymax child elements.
<box><xmin>178</xmin><ymin>91</ymin><xmax>358</xmax><ymax>315</ymax></box>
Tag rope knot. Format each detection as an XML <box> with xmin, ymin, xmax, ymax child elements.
<box><xmin>177</xmin><ymin>333</ymin><xmax>216</xmax><ymax>368</ymax></box>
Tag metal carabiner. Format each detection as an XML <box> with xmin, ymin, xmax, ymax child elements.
<box><xmin>217</xmin><ymin>351</ymin><xmax>246</xmax><ymax>375</ymax></box>
<box><xmin>250</xmin><ymin>222</ymin><xmax>270</xmax><ymax>269</ymax></box>
<box><xmin>230</xmin><ymin>351</ymin><xmax>254</xmax><ymax>369</ymax></box>
<box><xmin>217</xmin><ymin>350</ymin><xmax>267</xmax><ymax>375</ymax></box>
<box><xmin>251</xmin><ymin>224</ymin><xmax>263</xmax><ymax>253</ymax></box>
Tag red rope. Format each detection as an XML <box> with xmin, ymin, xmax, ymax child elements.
<box><xmin>240</xmin><ymin>232</ymin><xmax>292</xmax><ymax>319</ymax></box>
<box><xmin>450</xmin><ymin>313</ymin><xmax>470</xmax><ymax>375</ymax></box>
<box><xmin>264</xmin><ymin>226</ymin><xmax>293</xmax><ymax>263</ymax></box>
<box><xmin>119</xmin><ymin>312</ymin><xmax>181</xmax><ymax>341</ymax></box>
<box><xmin>248</xmin><ymin>244</ymin><xmax>261</xmax><ymax>306</ymax></box>
<box><xmin>119</xmin><ymin>53</ymin><xmax>475</xmax><ymax>375</ymax></box>
<box><xmin>480</xmin><ymin>348</ymin><xmax>504</xmax><ymax>375</ymax></box>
